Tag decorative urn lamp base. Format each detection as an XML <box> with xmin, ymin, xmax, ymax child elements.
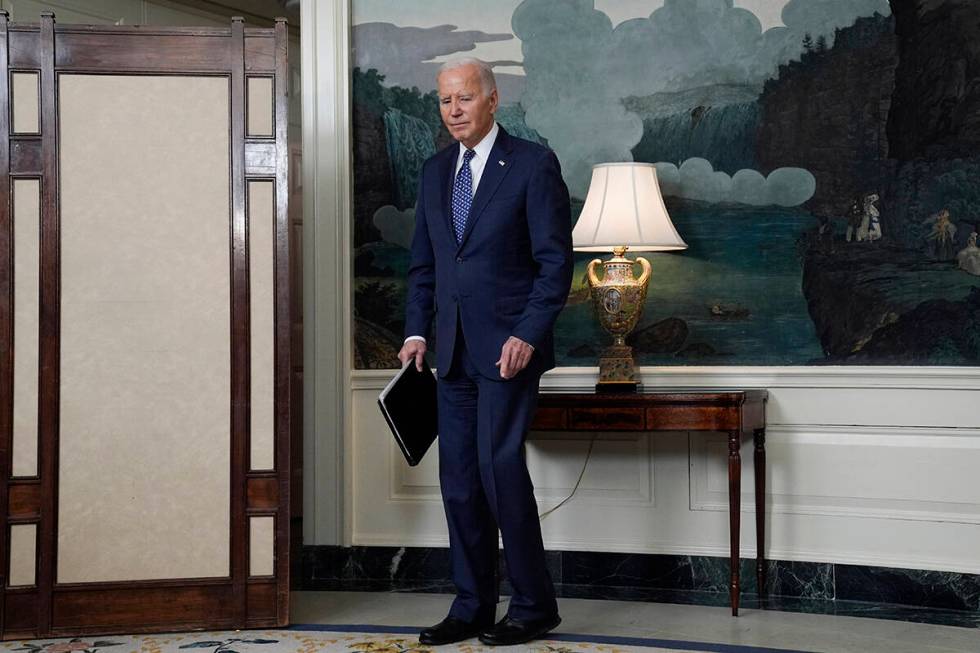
<box><xmin>597</xmin><ymin>343</ymin><xmax>640</xmax><ymax>393</ymax></box>
<box><xmin>588</xmin><ymin>246</ymin><xmax>651</xmax><ymax>394</ymax></box>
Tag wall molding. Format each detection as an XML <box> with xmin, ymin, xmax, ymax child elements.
<box><xmin>690</xmin><ymin>425</ymin><xmax>980</xmax><ymax>525</ymax></box>
<box><xmin>351</xmin><ymin>365</ymin><xmax>980</xmax><ymax>392</ymax></box>
<box><xmin>301</xmin><ymin>0</ymin><xmax>352</xmax><ymax>546</ymax></box>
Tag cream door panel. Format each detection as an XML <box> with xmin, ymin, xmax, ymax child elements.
<box><xmin>11</xmin><ymin>72</ymin><xmax>40</xmax><ymax>135</ymax></box>
<box><xmin>248</xmin><ymin>516</ymin><xmax>274</xmax><ymax>577</ymax></box>
<box><xmin>12</xmin><ymin>179</ymin><xmax>40</xmax><ymax>478</ymax></box>
<box><xmin>247</xmin><ymin>77</ymin><xmax>274</xmax><ymax>138</ymax></box>
<box><xmin>8</xmin><ymin>524</ymin><xmax>37</xmax><ymax>586</ymax></box>
<box><xmin>57</xmin><ymin>74</ymin><xmax>230</xmax><ymax>583</ymax></box>
<box><xmin>249</xmin><ymin>180</ymin><xmax>275</xmax><ymax>471</ymax></box>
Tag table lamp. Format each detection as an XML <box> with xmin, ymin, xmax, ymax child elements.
<box><xmin>572</xmin><ymin>162</ymin><xmax>687</xmax><ymax>392</ymax></box>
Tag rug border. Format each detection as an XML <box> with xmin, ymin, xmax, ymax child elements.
<box><xmin>288</xmin><ymin>623</ymin><xmax>816</xmax><ymax>653</ymax></box>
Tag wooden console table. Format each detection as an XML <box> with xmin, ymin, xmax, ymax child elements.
<box><xmin>530</xmin><ymin>390</ymin><xmax>768</xmax><ymax>616</ymax></box>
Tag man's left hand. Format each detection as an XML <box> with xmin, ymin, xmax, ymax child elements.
<box><xmin>496</xmin><ymin>336</ymin><xmax>534</xmax><ymax>379</ymax></box>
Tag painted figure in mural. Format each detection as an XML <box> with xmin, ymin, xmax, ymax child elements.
<box><xmin>956</xmin><ymin>231</ymin><xmax>980</xmax><ymax>275</ymax></box>
<box><xmin>856</xmin><ymin>193</ymin><xmax>881</xmax><ymax>242</ymax></box>
<box><xmin>925</xmin><ymin>208</ymin><xmax>958</xmax><ymax>261</ymax></box>
<box><xmin>816</xmin><ymin>215</ymin><xmax>835</xmax><ymax>252</ymax></box>
<box><xmin>845</xmin><ymin>197</ymin><xmax>863</xmax><ymax>242</ymax></box>
<box><xmin>398</xmin><ymin>57</ymin><xmax>572</xmax><ymax>646</ymax></box>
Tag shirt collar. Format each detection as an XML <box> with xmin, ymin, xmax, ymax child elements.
<box><xmin>459</xmin><ymin>121</ymin><xmax>499</xmax><ymax>162</ymax></box>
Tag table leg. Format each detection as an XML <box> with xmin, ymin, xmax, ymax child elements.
<box><xmin>754</xmin><ymin>428</ymin><xmax>767</xmax><ymax>601</ymax></box>
<box><xmin>728</xmin><ymin>430</ymin><xmax>741</xmax><ymax>616</ymax></box>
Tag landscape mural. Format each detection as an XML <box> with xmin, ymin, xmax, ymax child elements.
<box><xmin>350</xmin><ymin>0</ymin><xmax>980</xmax><ymax>367</ymax></box>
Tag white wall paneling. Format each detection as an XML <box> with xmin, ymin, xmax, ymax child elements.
<box><xmin>691</xmin><ymin>426</ymin><xmax>980</xmax><ymax>526</ymax></box>
<box><xmin>349</xmin><ymin>369</ymin><xmax>980</xmax><ymax>574</ymax></box>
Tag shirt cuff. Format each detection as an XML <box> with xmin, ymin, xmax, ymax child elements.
<box><xmin>404</xmin><ymin>336</ymin><xmax>426</xmax><ymax>344</ymax></box>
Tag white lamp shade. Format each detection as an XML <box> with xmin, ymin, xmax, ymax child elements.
<box><xmin>572</xmin><ymin>162</ymin><xmax>688</xmax><ymax>252</ymax></box>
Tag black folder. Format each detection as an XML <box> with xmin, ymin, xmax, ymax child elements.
<box><xmin>378</xmin><ymin>358</ymin><xmax>438</xmax><ymax>466</ymax></box>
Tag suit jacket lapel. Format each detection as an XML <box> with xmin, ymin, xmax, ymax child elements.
<box><xmin>437</xmin><ymin>145</ymin><xmax>456</xmax><ymax>239</ymax></box>
<box><xmin>456</xmin><ymin>127</ymin><xmax>514</xmax><ymax>253</ymax></box>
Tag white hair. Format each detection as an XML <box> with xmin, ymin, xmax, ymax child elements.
<box><xmin>437</xmin><ymin>57</ymin><xmax>497</xmax><ymax>95</ymax></box>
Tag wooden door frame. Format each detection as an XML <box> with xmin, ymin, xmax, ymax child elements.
<box><xmin>0</xmin><ymin>11</ymin><xmax>291</xmax><ymax>638</ymax></box>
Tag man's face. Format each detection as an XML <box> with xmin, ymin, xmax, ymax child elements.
<box><xmin>437</xmin><ymin>65</ymin><xmax>498</xmax><ymax>149</ymax></box>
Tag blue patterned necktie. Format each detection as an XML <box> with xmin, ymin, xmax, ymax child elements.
<box><xmin>452</xmin><ymin>148</ymin><xmax>477</xmax><ymax>243</ymax></box>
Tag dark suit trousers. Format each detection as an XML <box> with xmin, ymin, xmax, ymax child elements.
<box><xmin>438</xmin><ymin>320</ymin><xmax>558</xmax><ymax>624</ymax></box>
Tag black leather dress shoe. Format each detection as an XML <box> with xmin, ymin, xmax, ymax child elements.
<box><xmin>478</xmin><ymin>614</ymin><xmax>561</xmax><ymax>646</ymax></box>
<box><xmin>418</xmin><ymin>616</ymin><xmax>485</xmax><ymax>645</ymax></box>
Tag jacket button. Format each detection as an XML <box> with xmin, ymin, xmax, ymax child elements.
<box><xmin>456</xmin><ymin>256</ymin><xmax>463</xmax><ymax>263</ymax></box>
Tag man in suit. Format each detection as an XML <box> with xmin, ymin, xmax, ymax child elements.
<box><xmin>398</xmin><ymin>57</ymin><xmax>573</xmax><ymax>646</ymax></box>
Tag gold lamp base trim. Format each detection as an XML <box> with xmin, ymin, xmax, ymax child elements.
<box><xmin>596</xmin><ymin>344</ymin><xmax>639</xmax><ymax>393</ymax></box>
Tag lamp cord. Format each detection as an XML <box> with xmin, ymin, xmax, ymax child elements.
<box><xmin>538</xmin><ymin>435</ymin><xmax>597</xmax><ymax>520</ymax></box>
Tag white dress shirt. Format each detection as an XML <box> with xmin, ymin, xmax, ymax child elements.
<box><xmin>405</xmin><ymin>123</ymin><xmax>507</xmax><ymax>348</ymax></box>
<box><xmin>454</xmin><ymin>121</ymin><xmax>499</xmax><ymax>197</ymax></box>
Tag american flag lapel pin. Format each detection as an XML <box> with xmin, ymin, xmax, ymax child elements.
<box><xmin>498</xmin><ymin>160</ymin><xmax>506</xmax><ymax>166</ymax></box>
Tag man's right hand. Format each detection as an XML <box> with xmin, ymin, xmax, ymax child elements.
<box><xmin>398</xmin><ymin>339</ymin><xmax>427</xmax><ymax>372</ymax></box>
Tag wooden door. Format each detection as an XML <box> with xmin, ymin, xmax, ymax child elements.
<box><xmin>0</xmin><ymin>12</ymin><xmax>291</xmax><ymax>637</ymax></box>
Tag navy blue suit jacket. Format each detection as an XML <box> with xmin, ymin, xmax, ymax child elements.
<box><xmin>404</xmin><ymin>126</ymin><xmax>573</xmax><ymax>379</ymax></box>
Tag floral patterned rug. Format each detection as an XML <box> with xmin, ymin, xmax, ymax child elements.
<box><xmin>0</xmin><ymin>626</ymin><xmax>814</xmax><ymax>653</ymax></box>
